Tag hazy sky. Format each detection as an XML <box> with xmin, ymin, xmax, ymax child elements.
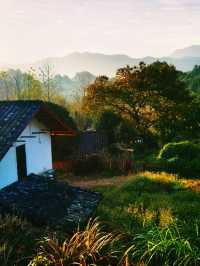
<box><xmin>1</xmin><ymin>0</ymin><xmax>200</xmax><ymax>64</ymax></box>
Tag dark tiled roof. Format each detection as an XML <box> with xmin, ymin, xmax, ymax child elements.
<box><xmin>0</xmin><ymin>101</ymin><xmax>42</xmax><ymax>160</ymax></box>
<box><xmin>0</xmin><ymin>174</ymin><xmax>101</xmax><ymax>228</ymax></box>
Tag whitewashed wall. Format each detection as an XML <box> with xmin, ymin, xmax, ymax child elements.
<box><xmin>0</xmin><ymin>118</ymin><xmax>53</xmax><ymax>189</ymax></box>
<box><xmin>0</xmin><ymin>147</ymin><xmax>18</xmax><ymax>189</ymax></box>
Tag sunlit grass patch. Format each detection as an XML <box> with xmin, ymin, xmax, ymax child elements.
<box><xmin>142</xmin><ymin>171</ymin><xmax>178</xmax><ymax>182</ymax></box>
<box><xmin>181</xmin><ymin>179</ymin><xmax>200</xmax><ymax>193</ymax></box>
<box><xmin>94</xmin><ymin>171</ymin><xmax>200</xmax><ymax>265</ymax></box>
<box><xmin>126</xmin><ymin>203</ymin><xmax>157</xmax><ymax>226</ymax></box>
<box><xmin>95</xmin><ymin>171</ymin><xmax>200</xmax><ymax>236</ymax></box>
<box><xmin>158</xmin><ymin>207</ymin><xmax>174</xmax><ymax>228</ymax></box>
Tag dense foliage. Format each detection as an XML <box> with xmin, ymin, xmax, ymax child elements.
<box><xmin>83</xmin><ymin>62</ymin><xmax>198</xmax><ymax>145</ymax></box>
<box><xmin>94</xmin><ymin>111</ymin><xmax>138</xmax><ymax>145</ymax></box>
<box><xmin>149</xmin><ymin>141</ymin><xmax>200</xmax><ymax>178</ymax></box>
<box><xmin>158</xmin><ymin>141</ymin><xmax>200</xmax><ymax>160</ymax></box>
<box><xmin>180</xmin><ymin>65</ymin><xmax>200</xmax><ymax>93</ymax></box>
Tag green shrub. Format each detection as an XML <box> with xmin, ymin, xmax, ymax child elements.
<box><xmin>158</xmin><ymin>141</ymin><xmax>200</xmax><ymax>160</ymax></box>
<box><xmin>157</xmin><ymin>141</ymin><xmax>200</xmax><ymax>178</ymax></box>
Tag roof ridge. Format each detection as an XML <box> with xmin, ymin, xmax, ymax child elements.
<box><xmin>0</xmin><ymin>100</ymin><xmax>43</xmax><ymax>103</ymax></box>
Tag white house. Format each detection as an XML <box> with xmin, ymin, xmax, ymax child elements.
<box><xmin>0</xmin><ymin>101</ymin><xmax>75</xmax><ymax>189</ymax></box>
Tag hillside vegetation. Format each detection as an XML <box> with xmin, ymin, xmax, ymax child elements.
<box><xmin>1</xmin><ymin>172</ymin><xmax>200</xmax><ymax>265</ymax></box>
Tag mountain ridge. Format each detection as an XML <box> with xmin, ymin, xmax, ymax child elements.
<box><xmin>1</xmin><ymin>45</ymin><xmax>200</xmax><ymax>77</ymax></box>
<box><xmin>171</xmin><ymin>45</ymin><xmax>200</xmax><ymax>58</ymax></box>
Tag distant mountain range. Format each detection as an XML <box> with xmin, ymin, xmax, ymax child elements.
<box><xmin>1</xmin><ymin>45</ymin><xmax>199</xmax><ymax>77</ymax></box>
<box><xmin>1</xmin><ymin>45</ymin><xmax>200</xmax><ymax>99</ymax></box>
<box><xmin>171</xmin><ymin>45</ymin><xmax>200</xmax><ymax>58</ymax></box>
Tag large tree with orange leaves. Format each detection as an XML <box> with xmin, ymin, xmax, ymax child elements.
<box><xmin>82</xmin><ymin>62</ymin><xmax>192</xmax><ymax>143</ymax></box>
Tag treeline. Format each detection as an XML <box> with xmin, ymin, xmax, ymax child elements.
<box><xmin>0</xmin><ymin>66</ymin><xmax>95</xmax><ymax>105</ymax></box>
<box><xmin>0</xmin><ymin>66</ymin><xmax>66</xmax><ymax>104</ymax></box>
<box><xmin>1</xmin><ymin>61</ymin><xmax>200</xmax><ymax>148</ymax></box>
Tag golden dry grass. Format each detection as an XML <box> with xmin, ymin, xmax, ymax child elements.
<box><xmin>136</xmin><ymin>171</ymin><xmax>200</xmax><ymax>194</ymax></box>
<box><xmin>142</xmin><ymin>171</ymin><xmax>178</xmax><ymax>182</ymax></box>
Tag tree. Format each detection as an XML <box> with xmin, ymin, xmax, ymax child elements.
<box><xmin>10</xmin><ymin>69</ymin><xmax>25</xmax><ymax>99</ymax></box>
<box><xmin>39</xmin><ymin>64</ymin><xmax>56</xmax><ymax>102</ymax></box>
<box><xmin>180</xmin><ymin>65</ymin><xmax>200</xmax><ymax>93</ymax></box>
<box><xmin>95</xmin><ymin>111</ymin><xmax>121</xmax><ymax>144</ymax></box>
<box><xmin>179</xmin><ymin>95</ymin><xmax>200</xmax><ymax>140</ymax></box>
<box><xmin>22</xmin><ymin>72</ymin><xmax>43</xmax><ymax>100</ymax></box>
<box><xmin>0</xmin><ymin>71</ymin><xmax>11</xmax><ymax>100</ymax></box>
<box><xmin>83</xmin><ymin>62</ymin><xmax>192</xmax><ymax>144</ymax></box>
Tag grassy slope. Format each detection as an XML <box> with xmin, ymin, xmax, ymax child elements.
<box><xmin>95</xmin><ymin>172</ymin><xmax>200</xmax><ymax>236</ymax></box>
<box><xmin>93</xmin><ymin>172</ymin><xmax>200</xmax><ymax>264</ymax></box>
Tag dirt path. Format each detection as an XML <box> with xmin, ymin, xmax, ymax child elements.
<box><xmin>68</xmin><ymin>175</ymin><xmax>130</xmax><ymax>189</ymax></box>
<box><xmin>71</xmin><ymin>177</ymin><xmax>200</xmax><ymax>193</ymax></box>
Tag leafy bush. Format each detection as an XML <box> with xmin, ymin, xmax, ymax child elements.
<box><xmin>95</xmin><ymin>111</ymin><xmax>121</xmax><ymax>145</ymax></box>
<box><xmin>157</xmin><ymin>141</ymin><xmax>200</xmax><ymax>178</ymax></box>
<box><xmin>158</xmin><ymin>141</ymin><xmax>200</xmax><ymax>160</ymax></box>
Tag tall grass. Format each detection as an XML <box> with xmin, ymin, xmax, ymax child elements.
<box><xmin>0</xmin><ymin>215</ymin><xmax>41</xmax><ymax>266</ymax></box>
<box><xmin>29</xmin><ymin>218</ymin><xmax>200</xmax><ymax>266</ymax></box>
<box><xmin>131</xmin><ymin>223</ymin><xmax>200</xmax><ymax>266</ymax></box>
<box><xmin>29</xmin><ymin>218</ymin><xmax>122</xmax><ymax>266</ymax></box>
<box><xmin>96</xmin><ymin>172</ymin><xmax>200</xmax><ymax>235</ymax></box>
<box><xmin>93</xmin><ymin>172</ymin><xmax>200</xmax><ymax>265</ymax></box>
